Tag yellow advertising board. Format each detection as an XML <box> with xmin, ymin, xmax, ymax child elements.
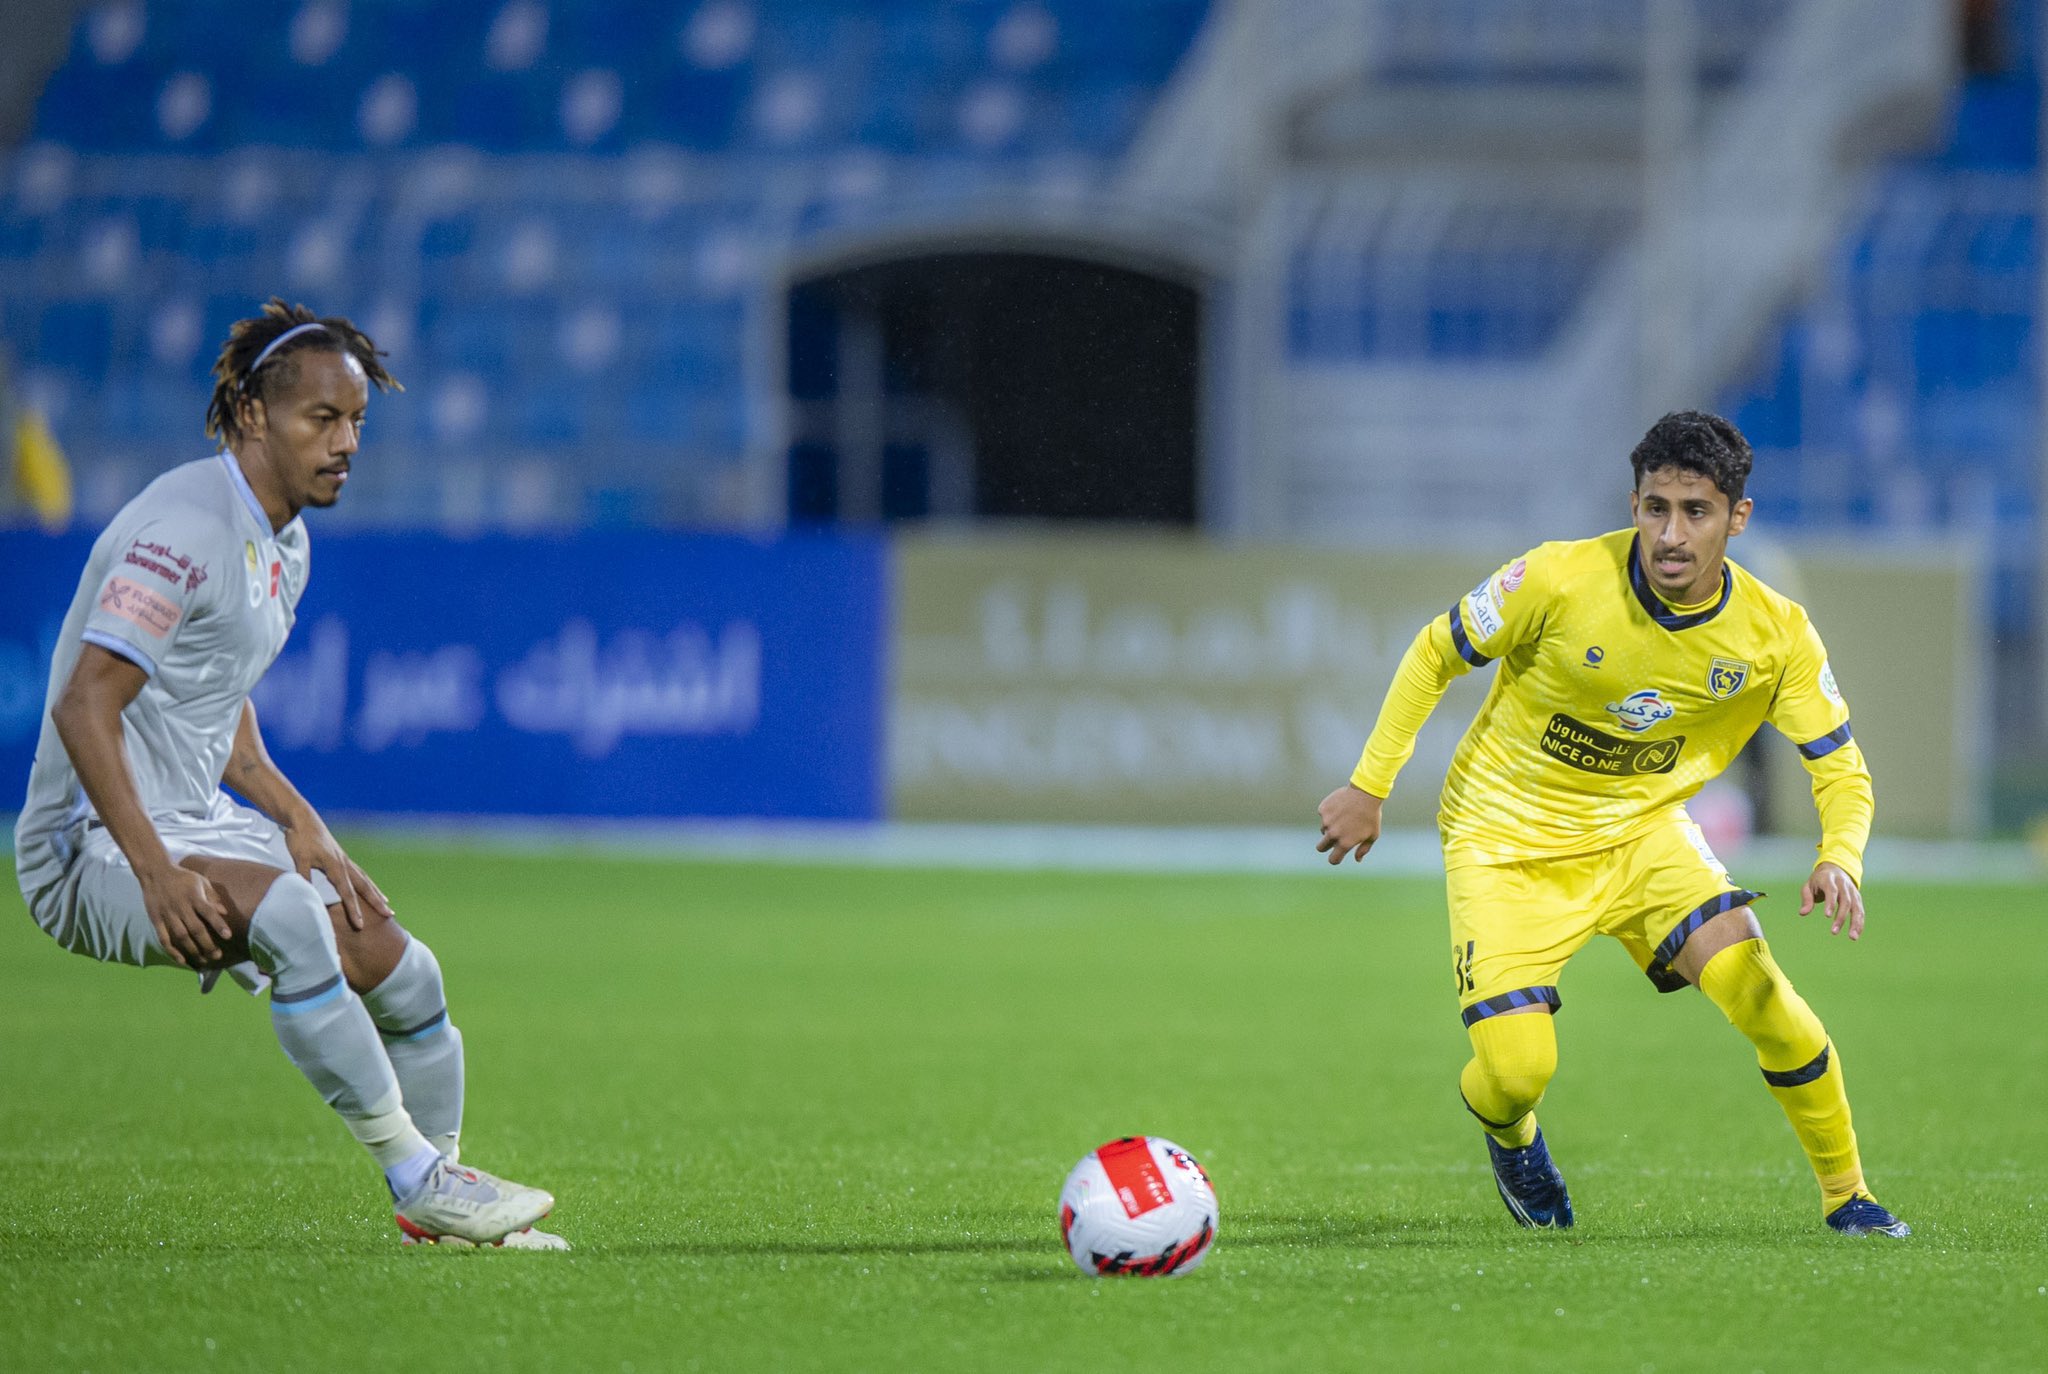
<box><xmin>890</xmin><ymin>531</ymin><xmax>1983</xmax><ymax>837</ymax></box>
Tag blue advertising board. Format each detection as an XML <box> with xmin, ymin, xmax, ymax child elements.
<box><xmin>5</xmin><ymin>528</ymin><xmax>888</xmax><ymax>820</ymax></box>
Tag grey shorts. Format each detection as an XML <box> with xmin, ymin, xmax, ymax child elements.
<box><xmin>24</xmin><ymin>794</ymin><xmax>340</xmax><ymax>984</ymax></box>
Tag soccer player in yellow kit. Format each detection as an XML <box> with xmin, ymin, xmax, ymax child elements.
<box><xmin>1317</xmin><ymin>411</ymin><xmax>1909</xmax><ymax>1238</ymax></box>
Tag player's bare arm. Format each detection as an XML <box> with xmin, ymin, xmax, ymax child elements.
<box><xmin>50</xmin><ymin>644</ymin><xmax>233</xmax><ymax>967</ymax></box>
<box><xmin>225</xmin><ymin>699</ymin><xmax>391</xmax><ymax>932</ymax></box>
<box><xmin>1799</xmin><ymin>861</ymin><xmax>1865</xmax><ymax>940</ymax></box>
<box><xmin>1317</xmin><ymin>784</ymin><xmax>1384</xmax><ymax>865</ymax></box>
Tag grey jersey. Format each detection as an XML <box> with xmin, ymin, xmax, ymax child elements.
<box><xmin>15</xmin><ymin>454</ymin><xmax>310</xmax><ymax>894</ymax></box>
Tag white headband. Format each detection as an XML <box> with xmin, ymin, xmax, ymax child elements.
<box><xmin>243</xmin><ymin>321</ymin><xmax>330</xmax><ymax>390</ymax></box>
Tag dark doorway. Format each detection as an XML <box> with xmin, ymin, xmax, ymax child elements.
<box><xmin>786</xmin><ymin>252</ymin><xmax>1200</xmax><ymax>524</ymax></box>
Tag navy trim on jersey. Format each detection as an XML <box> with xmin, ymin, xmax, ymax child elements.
<box><xmin>79</xmin><ymin>629</ymin><xmax>158</xmax><ymax>678</ymax></box>
<box><xmin>1762</xmin><ymin>1043</ymin><xmax>1832</xmax><ymax>1088</ymax></box>
<box><xmin>1460</xmin><ymin>985</ymin><xmax>1561</xmax><ymax>1026</ymax></box>
<box><xmin>1448</xmin><ymin>603</ymin><xmax>1494</xmax><ymax>667</ymax></box>
<box><xmin>1797</xmin><ymin>723</ymin><xmax>1854</xmax><ymax>760</ymax></box>
<box><xmin>1645</xmin><ymin>889</ymin><xmax>1766</xmax><ymax>986</ymax></box>
<box><xmin>1627</xmin><ymin>535</ymin><xmax>1733</xmax><ymax>631</ymax></box>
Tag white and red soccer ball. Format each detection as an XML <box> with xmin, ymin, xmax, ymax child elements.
<box><xmin>1058</xmin><ymin>1136</ymin><xmax>1218</xmax><ymax>1278</ymax></box>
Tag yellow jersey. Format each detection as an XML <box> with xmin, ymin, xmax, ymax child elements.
<box><xmin>1352</xmin><ymin>529</ymin><xmax>1873</xmax><ymax>880</ymax></box>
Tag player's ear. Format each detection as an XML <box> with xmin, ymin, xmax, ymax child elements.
<box><xmin>237</xmin><ymin>394</ymin><xmax>264</xmax><ymax>439</ymax></box>
<box><xmin>1728</xmin><ymin>496</ymin><xmax>1753</xmax><ymax>536</ymax></box>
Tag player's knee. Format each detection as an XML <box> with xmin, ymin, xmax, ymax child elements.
<box><xmin>1700</xmin><ymin>939</ymin><xmax>1787</xmax><ymax>1023</ymax></box>
<box><xmin>362</xmin><ymin>935</ymin><xmax>452</xmax><ymax>1034</ymax></box>
<box><xmin>1459</xmin><ymin>1056</ymin><xmax>1550</xmax><ymax>1122</ymax></box>
<box><xmin>247</xmin><ymin>873</ymin><xmax>341</xmax><ymax>979</ymax></box>
<box><xmin>1464</xmin><ymin>1012</ymin><xmax>1558</xmax><ymax>1113</ymax></box>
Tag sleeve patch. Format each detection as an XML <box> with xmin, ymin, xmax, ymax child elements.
<box><xmin>98</xmin><ymin>576</ymin><xmax>183</xmax><ymax>638</ymax></box>
<box><xmin>1462</xmin><ymin>577</ymin><xmax>1505</xmax><ymax>643</ymax></box>
<box><xmin>123</xmin><ymin>539</ymin><xmax>210</xmax><ymax>594</ymax></box>
<box><xmin>1819</xmin><ymin>661</ymin><xmax>1843</xmax><ymax>707</ymax></box>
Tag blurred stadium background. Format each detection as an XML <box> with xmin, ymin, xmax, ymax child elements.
<box><xmin>0</xmin><ymin>0</ymin><xmax>2041</xmax><ymax>856</ymax></box>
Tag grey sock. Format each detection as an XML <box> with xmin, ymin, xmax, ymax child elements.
<box><xmin>249</xmin><ymin>874</ymin><xmax>411</xmax><ymax>1134</ymax></box>
<box><xmin>361</xmin><ymin>937</ymin><xmax>466</xmax><ymax>1150</ymax></box>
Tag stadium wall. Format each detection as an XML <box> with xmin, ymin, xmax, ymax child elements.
<box><xmin>3</xmin><ymin>529</ymin><xmax>889</xmax><ymax>820</ymax></box>
<box><xmin>3</xmin><ymin>528</ymin><xmax>1982</xmax><ymax>837</ymax></box>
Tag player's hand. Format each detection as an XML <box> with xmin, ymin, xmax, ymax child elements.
<box><xmin>282</xmin><ymin>812</ymin><xmax>394</xmax><ymax>933</ymax></box>
<box><xmin>1316</xmin><ymin>785</ymin><xmax>1385</xmax><ymax>865</ymax></box>
<box><xmin>137</xmin><ymin>863</ymin><xmax>232</xmax><ymax>968</ymax></box>
<box><xmin>1798</xmin><ymin>862</ymin><xmax>1864</xmax><ymax>939</ymax></box>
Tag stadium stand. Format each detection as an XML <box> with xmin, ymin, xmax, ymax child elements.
<box><xmin>1</xmin><ymin>0</ymin><xmax>1211</xmax><ymax>526</ymax></box>
<box><xmin>1721</xmin><ymin>18</ymin><xmax>2040</xmax><ymax>638</ymax></box>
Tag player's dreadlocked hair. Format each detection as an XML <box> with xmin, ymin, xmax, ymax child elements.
<box><xmin>1628</xmin><ymin>410</ymin><xmax>1753</xmax><ymax>507</ymax></box>
<box><xmin>204</xmin><ymin>298</ymin><xmax>400</xmax><ymax>448</ymax></box>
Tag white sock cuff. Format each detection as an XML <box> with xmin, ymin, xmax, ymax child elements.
<box><xmin>343</xmin><ymin>1096</ymin><xmax>433</xmax><ymax>1169</ymax></box>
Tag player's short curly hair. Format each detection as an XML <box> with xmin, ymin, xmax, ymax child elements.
<box><xmin>204</xmin><ymin>298</ymin><xmax>400</xmax><ymax>448</ymax></box>
<box><xmin>1628</xmin><ymin>410</ymin><xmax>1752</xmax><ymax>507</ymax></box>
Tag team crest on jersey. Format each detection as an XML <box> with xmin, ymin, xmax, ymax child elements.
<box><xmin>1605</xmin><ymin>689</ymin><xmax>1675</xmax><ymax>733</ymax></box>
<box><xmin>1707</xmin><ymin>657</ymin><xmax>1750</xmax><ymax>700</ymax></box>
<box><xmin>1501</xmin><ymin>558</ymin><xmax>1527</xmax><ymax>594</ymax></box>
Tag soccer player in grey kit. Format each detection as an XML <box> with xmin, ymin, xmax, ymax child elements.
<box><xmin>16</xmin><ymin>300</ymin><xmax>563</xmax><ymax>1248</ymax></box>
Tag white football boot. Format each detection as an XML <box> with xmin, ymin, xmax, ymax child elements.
<box><xmin>393</xmin><ymin>1158</ymin><xmax>554</xmax><ymax>1245</ymax></box>
<box><xmin>401</xmin><ymin>1225</ymin><xmax>572</xmax><ymax>1251</ymax></box>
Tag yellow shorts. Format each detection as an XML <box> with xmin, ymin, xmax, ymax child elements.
<box><xmin>1445</xmin><ymin>816</ymin><xmax>1761</xmax><ymax>1027</ymax></box>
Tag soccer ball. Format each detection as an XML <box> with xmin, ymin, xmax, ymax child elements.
<box><xmin>1057</xmin><ymin>1136</ymin><xmax>1218</xmax><ymax>1278</ymax></box>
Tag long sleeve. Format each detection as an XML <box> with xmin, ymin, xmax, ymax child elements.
<box><xmin>1767</xmin><ymin>613</ymin><xmax>1873</xmax><ymax>885</ymax></box>
<box><xmin>1803</xmin><ymin>741</ymin><xmax>1874</xmax><ymax>885</ymax></box>
<box><xmin>1349</xmin><ymin>547</ymin><xmax>1549</xmax><ymax>799</ymax></box>
<box><xmin>1350</xmin><ymin>617</ymin><xmax>1465</xmax><ymax>798</ymax></box>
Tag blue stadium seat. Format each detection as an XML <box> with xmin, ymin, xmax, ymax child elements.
<box><xmin>5</xmin><ymin>0</ymin><xmax>1217</xmax><ymax>526</ymax></box>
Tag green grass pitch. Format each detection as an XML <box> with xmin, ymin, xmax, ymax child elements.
<box><xmin>2</xmin><ymin>844</ymin><xmax>2042</xmax><ymax>1372</ymax></box>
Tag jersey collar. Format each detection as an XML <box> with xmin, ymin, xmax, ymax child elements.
<box><xmin>1627</xmin><ymin>534</ymin><xmax>1732</xmax><ymax>631</ymax></box>
<box><xmin>219</xmin><ymin>451</ymin><xmax>275</xmax><ymax>533</ymax></box>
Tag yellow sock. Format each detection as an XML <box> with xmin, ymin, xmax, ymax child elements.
<box><xmin>1459</xmin><ymin>1011</ymin><xmax>1557</xmax><ymax>1150</ymax></box>
<box><xmin>1697</xmin><ymin>938</ymin><xmax>1866</xmax><ymax>1212</ymax></box>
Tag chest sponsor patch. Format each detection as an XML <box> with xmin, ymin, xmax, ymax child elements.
<box><xmin>1541</xmin><ymin>713</ymin><xmax>1685</xmax><ymax>776</ymax></box>
<box><xmin>98</xmin><ymin>576</ymin><xmax>183</xmax><ymax>638</ymax></box>
<box><xmin>1604</xmin><ymin>689</ymin><xmax>1675</xmax><ymax>733</ymax></box>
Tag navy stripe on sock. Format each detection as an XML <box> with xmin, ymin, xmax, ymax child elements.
<box><xmin>1797</xmin><ymin>723</ymin><xmax>1853</xmax><ymax>760</ymax></box>
<box><xmin>378</xmin><ymin>1007</ymin><xmax>448</xmax><ymax>1042</ymax></box>
<box><xmin>1448</xmin><ymin>604</ymin><xmax>1493</xmax><ymax>667</ymax></box>
<box><xmin>1460</xmin><ymin>1092</ymin><xmax>1530</xmax><ymax>1132</ymax></box>
<box><xmin>1645</xmin><ymin>888</ymin><xmax>1765</xmax><ymax>983</ymax></box>
<box><xmin>1460</xmin><ymin>985</ymin><xmax>1561</xmax><ymax>1027</ymax></box>
<box><xmin>1762</xmin><ymin>1043</ymin><xmax>1832</xmax><ymax>1088</ymax></box>
<box><xmin>271</xmin><ymin>973</ymin><xmax>343</xmax><ymax>1005</ymax></box>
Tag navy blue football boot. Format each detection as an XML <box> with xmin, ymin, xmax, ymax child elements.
<box><xmin>1486</xmin><ymin>1128</ymin><xmax>1575</xmax><ymax>1229</ymax></box>
<box><xmin>1825</xmin><ymin>1194</ymin><xmax>1911</xmax><ymax>1237</ymax></box>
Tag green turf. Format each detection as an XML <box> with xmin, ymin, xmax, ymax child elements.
<box><xmin>2</xmin><ymin>846</ymin><xmax>2043</xmax><ymax>1372</ymax></box>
